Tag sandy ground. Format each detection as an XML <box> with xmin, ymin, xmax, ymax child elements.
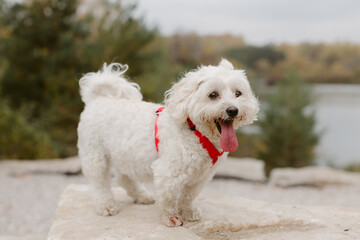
<box><xmin>1</xmin><ymin>160</ymin><xmax>360</xmax><ymax>238</ymax></box>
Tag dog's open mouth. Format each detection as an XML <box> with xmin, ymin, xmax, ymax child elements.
<box><xmin>214</xmin><ymin>119</ymin><xmax>238</xmax><ymax>152</ymax></box>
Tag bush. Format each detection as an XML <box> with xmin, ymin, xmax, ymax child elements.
<box><xmin>257</xmin><ymin>71</ymin><xmax>319</xmax><ymax>174</ymax></box>
<box><xmin>229</xmin><ymin>133</ymin><xmax>261</xmax><ymax>159</ymax></box>
<box><xmin>0</xmin><ymin>101</ymin><xmax>57</xmax><ymax>159</ymax></box>
<box><xmin>344</xmin><ymin>163</ymin><xmax>360</xmax><ymax>173</ymax></box>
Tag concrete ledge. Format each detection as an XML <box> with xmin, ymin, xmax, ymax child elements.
<box><xmin>0</xmin><ymin>157</ymin><xmax>80</xmax><ymax>175</ymax></box>
<box><xmin>48</xmin><ymin>184</ymin><xmax>360</xmax><ymax>240</ymax></box>
<box><xmin>215</xmin><ymin>157</ymin><xmax>266</xmax><ymax>182</ymax></box>
<box><xmin>0</xmin><ymin>236</ymin><xmax>46</xmax><ymax>240</ymax></box>
<box><xmin>269</xmin><ymin>166</ymin><xmax>360</xmax><ymax>188</ymax></box>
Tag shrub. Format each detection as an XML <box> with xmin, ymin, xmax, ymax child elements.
<box><xmin>257</xmin><ymin>71</ymin><xmax>319</xmax><ymax>174</ymax></box>
<box><xmin>0</xmin><ymin>101</ymin><xmax>57</xmax><ymax>159</ymax></box>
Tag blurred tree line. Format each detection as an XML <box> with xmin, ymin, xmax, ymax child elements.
<box><xmin>2</xmin><ymin>0</ymin><xmax>351</xmax><ymax>171</ymax></box>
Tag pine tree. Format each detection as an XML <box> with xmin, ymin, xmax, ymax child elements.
<box><xmin>257</xmin><ymin>71</ymin><xmax>319</xmax><ymax>174</ymax></box>
<box><xmin>0</xmin><ymin>0</ymin><xmax>159</xmax><ymax>158</ymax></box>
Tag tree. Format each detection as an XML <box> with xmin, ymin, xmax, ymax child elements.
<box><xmin>86</xmin><ymin>0</ymin><xmax>159</xmax><ymax>78</ymax></box>
<box><xmin>0</xmin><ymin>0</ymin><xmax>94</xmax><ymax>157</ymax></box>
<box><xmin>0</xmin><ymin>0</ymin><xmax>87</xmax><ymax>109</ymax></box>
<box><xmin>257</xmin><ymin>71</ymin><xmax>319</xmax><ymax>174</ymax></box>
<box><xmin>0</xmin><ymin>0</ymin><xmax>159</xmax><ymax>158</ymax></box>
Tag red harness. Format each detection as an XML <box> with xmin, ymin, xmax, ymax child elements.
<box><xmin>155</xmin><ymin>107</ymin><xmax>224</xmax><ymax>166</ymax></box>
<box><xmin>154</xmin><ymin>107</ymin><xmax>165</xmax><ymax>152</ymax></box>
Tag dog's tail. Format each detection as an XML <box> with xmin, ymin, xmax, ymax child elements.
<box><xmin>79</xmin><ymin>63</ymin><xmax>142</xmax><ymax>104</ymax></box>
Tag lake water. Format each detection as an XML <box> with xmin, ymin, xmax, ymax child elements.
<box><xmin>313</xmin><ymin>84</ymin><xmax>360</xmax><ymax>167</ymax></box>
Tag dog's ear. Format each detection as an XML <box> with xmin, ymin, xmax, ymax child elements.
<box><xmin>164</xmin><ymin>75</ymin><xmax>202</xmax><ymax>122</ymax></box>
<box><xmin>218</xmin><ymin>58</ymin><xmax>234</xmax><ymax>70</ymax></box>
<box><xmin>241</xmin><ymin>95</ymin><xmax>260</xmax><ymax>125</ymax></box>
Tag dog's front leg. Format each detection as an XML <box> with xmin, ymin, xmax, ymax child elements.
<box><xmin>155</xmin><ymin>177</ymin><xmax>185</xmax><ymax>227</ymax></box>
<box><xmin>152</xmin><ymin>161</ymin><xmax>185</xmax><ymax>227</ymax></box>
<box><xmin>178</xmin><ymin>183</ymin><xmax>203</xmax><ymax>222</ymax></box>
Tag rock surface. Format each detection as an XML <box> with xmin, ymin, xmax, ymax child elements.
<box><xmin>215</xmin><ymin>157</ymin><xmax>266</xmax><ymax>182</ymax></box>
<box><xmin>269</xmin><ymin>166</ymin><xmax>360</xmax><ymax>188</ymax></box>
<box><xmin>0</xmin><ymin>236</ymin><xmax>46</xmax><ymax>240</ymax></box>
<box><xmin>48</xmin><ymin>184</ymin><xmax>360</xmax><ymax>240</ymax></box>
<box><xmin>2</xmin><ymin>158</ymin><xmax>360</xmax><ymax>238</ymax></box>
<box><xmin>0</xmin><ymin>157</ymin><xmax>80</xmax><ymax>175</ymax></box>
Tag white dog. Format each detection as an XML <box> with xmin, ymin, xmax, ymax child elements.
<box><xmin>77</xmin><ymin>59</ymin><xmax>259</xmax><ymax>227</ymax></box>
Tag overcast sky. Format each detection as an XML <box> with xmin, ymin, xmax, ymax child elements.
<box><xmin>135</xmin><ymin>0</ymin><xmax>360</xmax><ymax>45</ymax></box>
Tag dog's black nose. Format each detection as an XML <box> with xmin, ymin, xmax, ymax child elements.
<box><xmin>226</xmin><ymin>106</ymin><xmax>238</xmax><ymax>118</ymax></box>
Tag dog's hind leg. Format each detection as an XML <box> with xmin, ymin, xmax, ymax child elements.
<box><xmin>116</xmin><ymin>174</ymin><xmax>155</xmax><ymax>204</ymax></box>
<box><xmin>80</xmin><ymin>151</ymin><xmax>120</xmax><ymax>216</ymax></box>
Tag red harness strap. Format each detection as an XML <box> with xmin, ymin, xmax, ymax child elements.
<box><xmin>154</xmin><ymin>107</ymin><xmax>165</xmax><ymax>152</ymax></box>
<box><xmin>154</xmin><ymin>107</ymin><xmax>224</xmax><ymax>166</ymax></box>
<box><xmin>186</xmin><ymin>118</ymin><xmax>224</xmax><ymax>166</ymax></box>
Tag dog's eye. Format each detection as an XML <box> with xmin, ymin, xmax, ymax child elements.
<box><xmin>209</xmin><ymin>91</ymin><xmax>219</xmax><ymax>99</ymax></box>
<box><xmin>235</xmin><ymin>90</ymin><xmax>242</xmax><ymax>98</ymax></box>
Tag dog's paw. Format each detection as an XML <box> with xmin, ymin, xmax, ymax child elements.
<box><xmin>181</xmin><ymin>207</ymin><xmax>201</xmax><ymax>222</ymax></box>
<box><xmin>162</xmin><ymin>216</ymin><xmax>184</xmax><ymax>227</ymax></box>
<box><xmin>134</xmin><ymin>194</ymin><xmax>155</xmax><ymax>205</ymax></box>
<box><xmin>95</xmin><ymin>203</ymin><xmax>121</xmax><ymax>216</ymax></box>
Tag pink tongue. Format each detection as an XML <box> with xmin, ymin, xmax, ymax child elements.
<box><xmin>219</xmin><ymin>121</ymin><xmax>238</xmax><ymax>152</ymax></box>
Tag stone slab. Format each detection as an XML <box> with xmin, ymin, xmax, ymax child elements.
<box><xmin>0</xmin><ymin>157</ymin><xmax>80</xmax><ymax>175</ymax></box>
<box><xmin>269</xmin><ymin>166</ymin><xmax>360</xmax><ymax>188</ymax></box>
<box><xmin>48</xmin><ymin>184</ymin><xmax>360</xmax><ymax>240</ymax></box>
<box><xmin>0</xmin><ymin>236</ymin><xmax>46</xmax><ymax>240</ymax></box>
<box><xmin>216</xmin><ymin>157</ymin><xmax>266</xmax><ymax>182</ymax></box>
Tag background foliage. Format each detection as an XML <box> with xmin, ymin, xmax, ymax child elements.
<box><xmin>0</xmin><ymin>0</ymin><xmax>166</xmax><ymax>157</ymax></box>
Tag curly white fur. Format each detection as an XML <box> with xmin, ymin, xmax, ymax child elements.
<box><xmin>79</xmin><ymin>63</ymin><xmax>142</xmax><ymax>103</ymax></box>
<box><xmin>77</xmin><ymin>59</ymin><xmax>259</xmax><ymax>227</ymax></box>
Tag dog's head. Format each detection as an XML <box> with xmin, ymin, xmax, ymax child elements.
<box><xmin>165</xmin><ymin>59</ymin><xmax>259</xmax><ymax>152</ymax></box>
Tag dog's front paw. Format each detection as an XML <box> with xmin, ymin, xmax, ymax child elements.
<box><xmin>162</xmin><ymin>216</ymin><xmax>184</xmax><ymax>227</ymax></box>
<box><xmin>134</xmin><ymin>193</ymin><xmax>155</xmax><ymax>205</ymax></box>
<box><xmin>181</xmin><ymin>206</ymin><xmax>201</xmax><ymax>222</ymax></box>
<box><xmin>95</xmin><ymin>202</ymin><xmax>121</xmax><ymax>216</ymax></box>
